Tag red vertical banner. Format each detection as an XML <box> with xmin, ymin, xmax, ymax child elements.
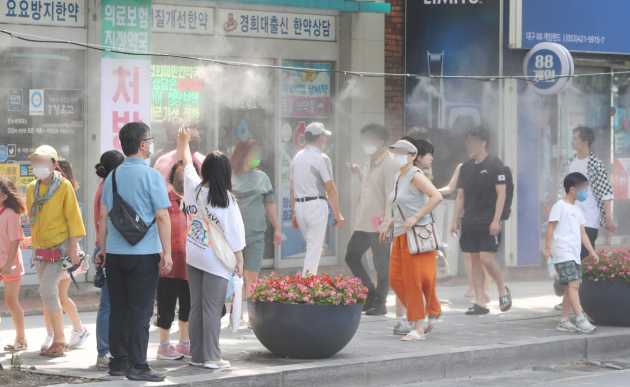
<box><xmin>100</xmin><ymin>58</ymin><xmax>151</xmax><ymax>152</ymax></box>
<box><xmin>100</xmin><ymin>0</ymin><xmax>152</xmax><ymax>152</ymax></box>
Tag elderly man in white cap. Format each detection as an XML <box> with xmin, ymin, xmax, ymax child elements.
<box><xmin>290</xmin><ymin>122</ymin><xmax>345</xmax><ymax>275</ymax></box>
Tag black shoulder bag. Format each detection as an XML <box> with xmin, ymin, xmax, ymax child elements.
<box><xmin>108</xmin><ymin>168</ymin><xmax>155</xmax><ymax>245</ymax></box>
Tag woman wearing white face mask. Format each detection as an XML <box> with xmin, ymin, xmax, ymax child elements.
<box><xmin>26</xmin><ymin>145</ymin><xmax>86</xmax><ymax>357</ymax></box>
<box><xmin>380</xmin><ymin>139</ymin><xmax>443</xmax><ymax>341</ymax></box>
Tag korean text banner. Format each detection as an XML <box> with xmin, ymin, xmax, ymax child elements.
<box><xmin>520</xmin><ymin>0</ymin><xmax>630</xmax><ymax>54</ymax></box>
<box><xmin>217</xmin><ymin>9</ymin><xmax>335</xmax><ymax>41</ymax></box>
<box><xmin>100</xmin><ymin>58</ymin><xmax>151</xmax><ymax>152</ymax></box>
<box><xmin>101</xmin><ymin>0</ymin><xmax>152</xmax><ymax>152</ymax></box>
<box><xmin>101</xmin><ymin>0</ymin><xmax>151</xmax><ymax>54</ymax></box>
<box><xmin>280</xmin><ymin>61</ymin><xmax>332</xmax><ymax>118</ymax></box>
<box><xmin>152</xmin><ymin>4</ymin><xmax>213</xmax><ymax>35</ymax></box>
<box><xmin>0</xmin><ymin>0</ymin><xmax>85</xmax><ymax>27</ymax></box>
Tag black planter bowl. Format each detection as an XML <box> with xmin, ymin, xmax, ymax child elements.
<box><xmin>580</xmin><ymin>278</ymin><xmax>630</xmax><ymax>327</ymax></box>
<box><xmin>248</xmin><ymin>302</ymin><xmax>363</xmax><ymax>359</ymax></box>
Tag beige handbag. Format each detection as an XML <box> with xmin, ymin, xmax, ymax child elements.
<box><xmin>396</xmin><ymin>205</ymin><xmax>439</xmax><ymax>254</ymax></box>
<box><xmin>393</xmin><ymin>173</ymin><xmax>439</xmax><ymax>255</ymax></box>
<box><xmin>195</xmin><ymin>190</ymin><xmax>237</xmax><ymax>272</ymax></box>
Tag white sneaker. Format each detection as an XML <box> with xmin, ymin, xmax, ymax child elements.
<box><xmin>68</xmin><ymin>327</ymin><xmax>90</xmax><ymax>349</ymax></box>
<box><xmin>40</xmin><ymin>335</ymin><xmax>53</xmax><ymax>353</ymax></box>
<box><xmin>393</xmin><ymin>319</ymin><xmax>413</xmax><ymax>336</ymax></box>
<box><xmin>203</xmin><ymin>359</ymin><xmax>231</xmax><ymax>369</ymax></box>
<box><xmin>556</xmin><ymin>319</ymin><xmax>578</xmax><ymax>332</ymax></box>
<box><xmin>575</xmin><ymin>315</ymin><xmax>596</xmax><ymax>334</ymax></box>
<box><xmin>401</xmin><ymin>330</ymin><xmax>427</xmax><ymax>342</ymax></box>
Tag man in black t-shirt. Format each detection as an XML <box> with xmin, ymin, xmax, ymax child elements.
<box><xmin>451</xmin><ymin>128</ymin><xmax>512</xmax><ymax>315</ymax></box>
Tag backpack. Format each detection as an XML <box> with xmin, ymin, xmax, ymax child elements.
<box><xmin>501</xmin><ymin>164</ymin><xmax>514</xmax><ymax>220</ymax></box>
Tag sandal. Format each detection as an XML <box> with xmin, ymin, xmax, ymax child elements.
<box><xmin>401</xmin><ymin>330</ymin><xmax>427</xmax><ymax>342</ymax></box>
<box><xmin>465</xmin><ymin>304</ymin><xmax>490</xmax><ymax>315</ymax></box>
<box><xmin>41</xmin><ymin>342</ymin><xmax>65</xmax><ymax>358</ymax></box>
<box><xmin>4</xmin><ymin>341</ymin><xmax>27</xmax><ymax>352</ymax></box>
<box><xmin>499</xmin><ymin>286</ymin><xmax>512</xmax><ymax>312</ymax></box>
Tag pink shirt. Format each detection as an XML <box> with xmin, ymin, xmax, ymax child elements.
<box><xmin>94</xmin><ymin>181</ymin><xmax>104</xmax><ymax>246</ymax></box>
<box><xmin>154</xmin><ymin>150</ymin><xmax>205</xmax><ymax>181</ymax></box>
<box><xmin>0</xmin><ymin>207</ymin><xmax>24</xmax><ymax>280</ymax></box>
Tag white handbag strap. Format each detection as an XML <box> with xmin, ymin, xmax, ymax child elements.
<box><xmin>195</xmin><ymin>186</ymin><xmax>229</xmax><ymax>242</ymax></box>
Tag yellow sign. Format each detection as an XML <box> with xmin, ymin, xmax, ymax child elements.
<box><xmin>0</xmin><ymin>163</ymin><xmax>19</xmax><ymax>183</ymax></box>
<box><xmin>0</xmin><ymin>163</ymin><xmax>34</xmax><ymax>192</ymax></box>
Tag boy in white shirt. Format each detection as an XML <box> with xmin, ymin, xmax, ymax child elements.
<box><xmin>544</xmin><ymin>172</ymin><xmax>599</xmax><ymax>334</ymax></box>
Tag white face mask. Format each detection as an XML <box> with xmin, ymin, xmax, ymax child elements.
<box><xmin>394</xmin><ymin>154</ymin><xmax>409</xmax><ymax>167</ymax></box>
<box><xmin>33</xmin><ymin>165</ymin><xmax>52</xmax><ymax>180</ymax></box>
<box><xmin>363</xmin><ymin>144</ymin><xmax>379</xmax><ymax>156</ymax></box>
<box><xmin>142</xmin><ymin>141</ymin><xmax>154</xmax><ymax>163</ymax></box>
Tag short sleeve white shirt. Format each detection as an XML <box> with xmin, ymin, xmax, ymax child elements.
<box><xmin>548</xmin><ymin>199</ymin><xmax>586</xmax><ymax>265</ymax></box>
<box><xmin>290</xmin><ymin>145</ymin><xmax>333</xmax><ymax>198</ymax></box>
<box><xmin>183</xmin><ymin>164</ymin><xmax>246</xmax><ymax>279</ymax></box>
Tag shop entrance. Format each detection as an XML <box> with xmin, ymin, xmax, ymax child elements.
<box><xmin>517</xmin><ymin>64</ymin><xmax>627</xmax><ymax>265</ymax></box>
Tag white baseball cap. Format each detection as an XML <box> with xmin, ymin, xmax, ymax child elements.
<box><xmin>305</xmin><ymin>122</ymin><xmax>332</xmax><ymax>136</ymax></box>
<box><xmin>29</xmin><ymin>145</ymin><xmax>59</xmax><ymax>160</ymax></box>
<box><xmin>389</xmin><ymin>139</ymin><xmax>418</xmax><ymax>155</ymax></box>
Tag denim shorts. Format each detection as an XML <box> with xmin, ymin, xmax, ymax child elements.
<box><xmin>555</xmin><ymin>261</ymin><xmax>581</xmax><ymax>285</ymax></box>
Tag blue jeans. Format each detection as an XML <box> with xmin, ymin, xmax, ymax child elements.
<box><xmin>96</xmin><ymin>282</ymin><xmax>110</xmax><ymax>357</ymax></box>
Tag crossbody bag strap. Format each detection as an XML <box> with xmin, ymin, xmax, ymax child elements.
<box><xmin>111</xmin><ymin>168</ymin><xmax>118</xmax><ymax>195</ymax></box>
<box><xmin>195</xmin><ymin>186</ymin><xmax>228</xmax><ymax>238</ymax></box>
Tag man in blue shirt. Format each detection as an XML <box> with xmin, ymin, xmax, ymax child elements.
<box><xmin>99</xmin><ymin>122</ymin><xmax>172</xmax><ymax>382</ymax></box>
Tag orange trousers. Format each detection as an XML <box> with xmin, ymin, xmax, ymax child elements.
<box><xmin>389</xmin><ymin>234</ymin><xmax>441</xmax><ymax>322</ymax></box>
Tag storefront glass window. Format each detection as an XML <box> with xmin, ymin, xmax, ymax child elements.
<box><xmin>216</xmin><ymin>66</ymin><xmax>276</xmax><ymax>262</ymax></box>
<box><xmin>150</xmin><ymin>61</ymin><xmax>207</xmax><ymax>162</ymax></box>
<box><xmin>611</xmin><ymin>72</ymin><xmax>630</xmax><ymax>239</ymax></box>
<box><xmin>278</xmin><ymin>61</ymin><xmax>335</xmax><ymax>261</ymax></box>
<box><xmin>0</xmin><ymin>47</ymin><xmax>85</xmax><ymax>274</ymax></box>
<box><xmin>518</xmin><ymin>66</ymin><xmax>613</xmax><ymax>265</ymax></box>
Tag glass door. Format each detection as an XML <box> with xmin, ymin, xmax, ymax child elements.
<box><xmin>277</xmin><ymin>60</ymin><xmax>335</xmax><ymax>269</ymax></box>
<box><xmin>610</xmin><ymin>69</ymin><xmax>630</xmax><ymax>244</ymax></box>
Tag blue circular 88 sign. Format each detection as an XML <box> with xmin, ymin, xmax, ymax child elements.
<box><xmin>523</xmin><ymin>42</ymin><xmax>574</xmax><ymax>95</ymax></box>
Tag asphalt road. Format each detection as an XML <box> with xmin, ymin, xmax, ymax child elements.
<box><xmin>397</xmin><ymin>360</ymin><xmax>630</xmax><ymax>387</ymax></box>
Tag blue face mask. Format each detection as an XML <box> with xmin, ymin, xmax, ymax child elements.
<box><xmin>576</xmin><ymin>189</ymin><xmax>588</xmax><ymax>202</ymax></box>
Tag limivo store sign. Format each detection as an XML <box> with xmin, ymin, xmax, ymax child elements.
<box><xmin>523</xmin><ymin>42</ymin><xmax>574</xmax><ymax>95</ymax></box>
<box><xmin>216</xmin><ymin>9</ymin><xmax>335</xmax><ymax>41</ymax></box>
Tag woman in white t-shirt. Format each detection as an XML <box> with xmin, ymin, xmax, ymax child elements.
<box><xmin>176</xmin><ymin>128</ymin><xmax>246</xmax><ymax>370</ymax></box>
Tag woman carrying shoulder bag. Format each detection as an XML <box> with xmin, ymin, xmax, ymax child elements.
<box><xmin>380</xmin><ymin>139</ymin><xmax>443</xmax><ymax>341</ymax></box>
<box><xmin>176</xmin><ymin>127</ymin><xmax>246</xmax><ymax>370</ymax></box>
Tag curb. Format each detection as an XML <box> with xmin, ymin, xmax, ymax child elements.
<box><xmin>52</xmin><ymin>331</ymin><xmax>630</xmax><ymax>387</ymax></box>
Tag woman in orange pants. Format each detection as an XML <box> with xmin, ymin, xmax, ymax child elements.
<box><xmin>381</xmin><ymin>139</ymin><xmax>443</xmax><ymax>341</ymax></box>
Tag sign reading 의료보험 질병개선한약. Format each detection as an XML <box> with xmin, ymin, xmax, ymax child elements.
<box><xmin>101</xmin><ymin>0</ymin><xmax>151</xmax><ymax>53</ymax></box>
